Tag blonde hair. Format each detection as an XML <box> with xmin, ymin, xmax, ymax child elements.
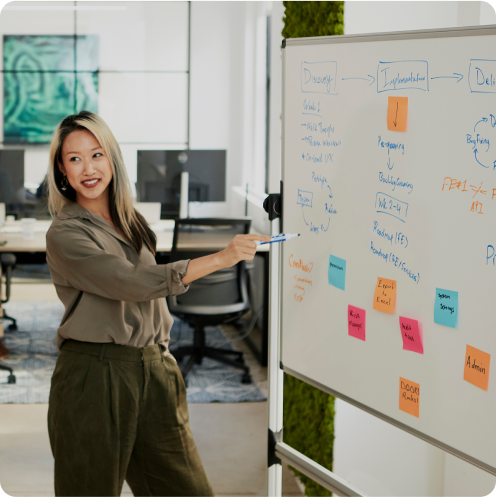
<box><xmin>47</xmin><ymin>111</ymin><xmax>157</xmax><ymax>255</ymax></box>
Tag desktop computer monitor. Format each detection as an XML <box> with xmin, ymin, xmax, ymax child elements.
<box><xmin>0</xmin><ymin>150</ymin><xmax>25</xmax><ymax>215</ymax></box>
<box><xmin>136</xmin><ymin>150</ymin><xmax>226</xmax><ymax>218</ymax></box>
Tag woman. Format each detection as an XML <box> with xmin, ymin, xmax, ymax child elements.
<box><xmin>45</xmin><ymin>110</ymin><xmax>269</xmax><ymax>497</ymax></box>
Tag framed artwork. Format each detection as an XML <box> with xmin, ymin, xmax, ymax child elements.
<box><xmin>3</xmin><ymin>35</ymin><xmax>99</xmax><ymax>144</ymax></box>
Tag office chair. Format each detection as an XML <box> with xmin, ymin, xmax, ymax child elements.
<box><xmin>167</xmin><ymin>218</ymin><xmax>253</xmax><ymax>386</ymax></box>
<box><xmin>0</xmin><ymin>253</ymin><xmax>17</xmax><ymax>384</ymax></box>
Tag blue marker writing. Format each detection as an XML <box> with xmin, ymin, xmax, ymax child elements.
<box><xmin>260</xmin><ymin>233</ymin><xmax>300</xmax><ymax>245</ymax></box>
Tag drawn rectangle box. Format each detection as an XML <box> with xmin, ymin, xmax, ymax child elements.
<box><xmin>375</xmin><ymin>192</ymin><xmax>409</xmax><ymax>223</ymax></box>
<box><xmin>301</xmin><ymin>61</ymin><xmax>337</xmax><ymax>95</ymax></box>
<box><xmin>377</xmin><ymin>60</ymin><xmax>429</xmax><ymax>92</ymax></box>
<box><xmin>297</xmin><ymin>189</ymin><xmax>313</xmax><ymax>207</ymax></box>
<box><xmin>468</xmin><ymin>59</ymin><xmax>496</xmax><ymax>93</ymax></box>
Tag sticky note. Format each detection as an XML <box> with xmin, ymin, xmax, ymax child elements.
<box><xmin>328</xmin><ymin>254</ymin><xmax>346</xmax><ymax>290</ymax></box>
<box><xmin>399</xmin><ymin>377</ymin><xmax>420</xmax><ymax>418</ymax></box>
<box><xmin>464</xmin><ymin>345</ymin><xmax>491</xmax><ymax>391</ymax></box>
<box><xmin>399</xmin><ymin>317</ymin><xmax>423</xmax><ymax>354</ymax></box>
<box><xmin>348</xmin><ymin>305</ymin><xmax>366</xmax><ymax>341</ymax></box>
<box><xmin>373</xmin><ymin>277</ymin><xmax>396</xmax><ymax>314</ymax></box>
<box><xmin>434</xmin><ymin>288</ymin><xmax>458</xmax><ymax>328</ymax></box>
<box><xmin>387</xmin><ymin>96</ymin><xmax>408</xmax><ymax>131</ymax></box>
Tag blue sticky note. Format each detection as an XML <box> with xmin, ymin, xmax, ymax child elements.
<box><xmin>328</xmin><ymin>254</ymin><xmax>346</xmax><ymax>290</ymax></box>
<box><xmin>434</xmin><ymin>288</ymin><xmax>458</xmax><ymax>328</ymax></box>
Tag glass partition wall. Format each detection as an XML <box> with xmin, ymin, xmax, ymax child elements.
<box><xmin>0</xmin><ymin>1</ymin><xmax>190</xmax><ymax>219</ymax></box>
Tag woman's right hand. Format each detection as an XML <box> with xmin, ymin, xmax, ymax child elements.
<box><xmin>219</xmin><ymin>234</ymin><xmax>271</xmax><ymax>268</ymax></box>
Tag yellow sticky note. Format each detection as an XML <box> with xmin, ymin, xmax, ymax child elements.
<box><xmin>387</xmin><ymin>96</ymin><xmax>408</xmax><ymax>132</ymax></box>
<box><xmin>464</xmin><ymin>345</ymin><xmax>491</xmax><ymax>391</ymax></box>
<box><xmin>399</xmin><ymin>377</ymin><xmax>419</xmax><ymax>418</ymax></box>
<box><xmin>373</xmin><ymin>277</ymin><xmax>396</xmax><ymax>314</ymax></box>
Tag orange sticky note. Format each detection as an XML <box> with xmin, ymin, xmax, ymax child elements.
<box><xmin>373</xmin><ymin>277</ymin><xmax>396</xmax><ymax>314</ymax></box>
<box><xmin>387</xmin><ymin>96</ymin><xmax>408</xmax><ymax>131</ymax></box>
<box><xmin>464</xmin><ymin>345</ymin><xmax>491</xmax><ymax>391</ymax></box>
<box><xmin>399</xmin><ymin>377</ymin><xmax>419</xmax><ymax>418</ymax></box>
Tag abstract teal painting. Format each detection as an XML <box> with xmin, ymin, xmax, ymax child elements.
<box><xmin>3</xmin><ymin>35</ymin><xmax>99</xmax><ymax>144</ymax></box>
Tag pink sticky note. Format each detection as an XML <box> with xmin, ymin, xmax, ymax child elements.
<box><xmin>348</xmin><ymin>305</ymin><xmax>366</xmax><ymax>341</ymax></box>
<box><xmin>399</xmin><ymin>317</ymin><xmax>423</xmax><ymax>354</ymax></box>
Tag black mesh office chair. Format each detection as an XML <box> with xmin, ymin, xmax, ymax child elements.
<box><xmin>0</xmin><ymin>253</ymin><xmax>17</xmax><ymax>384</ymax></box>
<box><xmin>167</xmin><ymin>218</ymin><xmax>253</xmax><ymax>386</ymax></box>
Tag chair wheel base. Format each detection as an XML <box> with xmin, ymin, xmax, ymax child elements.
<box><xmin>7</xmin><ymin>374</ymin><xmax>15</xmax><ymax>384</ymax></box>
<box><xmin>242</xmin><ymin>373</ymin><xmax>252</xmax><ymax>384</ymax></box>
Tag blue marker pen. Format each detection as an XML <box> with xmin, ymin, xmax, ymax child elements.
<box><xmin>260</xmin><ymin>233</ymin><xmax>300</xmax><ymax>245</ymax></box>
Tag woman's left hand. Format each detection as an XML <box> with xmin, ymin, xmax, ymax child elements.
<box><xmin>182</xmin><ymin>234</ymin><xmax>271</xmax><ymax>285</ymax></box>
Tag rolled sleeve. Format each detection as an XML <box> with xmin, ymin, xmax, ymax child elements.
<box><xmin>46</xmin><ymin>225</ymin><xmax>189</xmax><ymax>302</ymax></box>
<box><xmin>166</xmin><ymin>260</ymin><xmax>191</xmax><ymax>296</ymax></box>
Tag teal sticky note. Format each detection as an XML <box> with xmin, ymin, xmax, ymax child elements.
<box><xmin>328</xmin><ymin>254</ymin><xmax>346</xmax><ymax>290</ymax></box>
<box><xmin>434</xmin><ymin>288</ymin><xmax>458</xmax><ymax>328</ymax></box>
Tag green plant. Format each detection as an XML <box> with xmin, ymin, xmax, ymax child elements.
<box><xmin>282</xmin><ymin>1</ymin><xmax>344</xmax><ymax>39</ymax></box>
<box><xmin>283</xmin><ymin>374</ymin><xmax>335</xmax><ymax>496</ymax></box>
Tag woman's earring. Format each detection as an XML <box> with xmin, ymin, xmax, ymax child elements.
<box><xmin>61</xmin><ymin>175</ymin><xmax>68</xmax><ymax>191</ymax></box>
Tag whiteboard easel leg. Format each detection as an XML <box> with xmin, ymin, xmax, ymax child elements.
<box><xmin>267</xmin><ymin>219</ymin><xmax>283</xmax><ymax>497</ymax></box>
<box><xmin>268</xmin><ymin>463</ymin><xmax>283</xmax><ymax>497</ymax></box>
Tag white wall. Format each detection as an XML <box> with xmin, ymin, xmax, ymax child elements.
<box><xmin>189</xmin><ymin>1</ymin><xmax>268</xmax><ymax>223</ymax></box>
<box><xmin>268</xmin><ymin>0</ymin><xmax>284</xmax><ymax>196</ymax></box>
<box><xmin>332</xmin><ymin>3</ymin><xmax>496</xmax><ymax>496</ymax></box>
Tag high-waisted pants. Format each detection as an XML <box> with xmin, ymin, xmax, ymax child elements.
<box><xmin>47</xmin><ymin>339</ymin><xmax>214</xmax><ymax>496</ymax></box>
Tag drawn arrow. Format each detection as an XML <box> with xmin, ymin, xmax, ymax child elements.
<box><xmin>393</xmin><ymin>102</ymin><xmax>398</xmax><ymax>127</ymax></box>
<box><xmin>341</xmin><ymin>74</ymin><xmax>375</xmax><ymax>86</ymax></box>
<box><xmin>327</xmin><ymin>185</ymin><xmax>333</xmax><ymax>198</ymax></box>
<box><xmin>321</xmin><ymin>216</ymin><xmax>331</xmax><ymax>232</ymax></box>
<box><xmin>474</xmin><ymin>117</ymin><xmax>488</xmax><ymax>132</ymax></box>
<box><xmin>474</xmin><ymin>148</ymin><xmax>489</xmax><ymax>168</ymax></box>
<box><xmin>430</xmin><ymin>73</ymin><xmax>464</xmax><ymax>83</ymax></box>
<box><xmin>492</xmin><ymin>114</ymin><xmax>496</xmax><ymax>127</ymax></box>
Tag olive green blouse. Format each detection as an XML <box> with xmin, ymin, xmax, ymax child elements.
<box><xmin>46</xmin><ymin>201</ymin><xmax>190</xmax><ymax>359</ymax></box>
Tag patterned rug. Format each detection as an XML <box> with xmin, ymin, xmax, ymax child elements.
<box><xmin>0</xmin><ymin>302</ymin><xmax>266</xmax><ymax>404</ymax></box>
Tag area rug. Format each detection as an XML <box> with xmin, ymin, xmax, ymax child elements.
<box><xmin>0</xmin><ymin>302</ymin><xmax>266</xmax><ymax>404</ymax></box>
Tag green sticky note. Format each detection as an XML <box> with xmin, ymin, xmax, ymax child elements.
<box><xmin>434</xmin><ymin>288</ymin><xmax>458</xmax><ymax>328</ymax></box>
<box><xmin>328</xmin><ymin>254</ymin><xmax>346</xmax><ymax>290</ymax></box>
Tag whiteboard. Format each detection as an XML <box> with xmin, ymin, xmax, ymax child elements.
<box><xmin>280</xmin><ymin>25</ymin><xmax>496</xmax><ymax>474</ymax></box>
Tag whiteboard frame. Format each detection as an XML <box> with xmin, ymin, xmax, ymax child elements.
<box><xmin>277</xmin><ymin>24</ymin><xmax>496</xmax><ymax>494</ymax></box>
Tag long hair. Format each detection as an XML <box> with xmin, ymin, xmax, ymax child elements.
<box><xmin>47</xmin><ymin>110</ymin><xmax>157</xmax><ymax>256</ymax></box>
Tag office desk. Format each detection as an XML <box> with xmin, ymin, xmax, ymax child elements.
<box><xmin>0</xmin><ymin>220</ymin><xmax>270</xmax><ymax>366</ymax></box>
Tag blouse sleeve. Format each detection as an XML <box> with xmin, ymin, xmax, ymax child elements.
<box><xmin>46</xmin><ymin>224</ymin><xmax>190</xmax><ymax>302</ymax></box>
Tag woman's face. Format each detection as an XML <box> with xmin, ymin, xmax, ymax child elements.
<box><xmin>59</xmin><ymin>129</ymin><xmax>113</xmax><ymax>206</ymax></box>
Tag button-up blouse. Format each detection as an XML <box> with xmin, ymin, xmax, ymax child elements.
<box><xmin>46</xmin><ymin>201</ymin><xmax>189</xmax><ymax>359</ymax></box>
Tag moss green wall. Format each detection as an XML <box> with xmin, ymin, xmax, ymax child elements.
<box><xmin>282</xmin><ymin>1</ymin><xmax>344</xmax><ymax>39</ymax></box>
<box><xmin>281</xmin><ymin>3</ymin><xmax>343</xmax><ymax>495</ymax></box>
<box><xmin>283</xmin><ymin>374</ymin><xmax>335</xmax><ymax>496</ymax></box>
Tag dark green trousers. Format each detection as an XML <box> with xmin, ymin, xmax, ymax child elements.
<box><xmin>48</xmin><ymin>339</ymin><xmax>214</xmax><ymax>497</ymax></box>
